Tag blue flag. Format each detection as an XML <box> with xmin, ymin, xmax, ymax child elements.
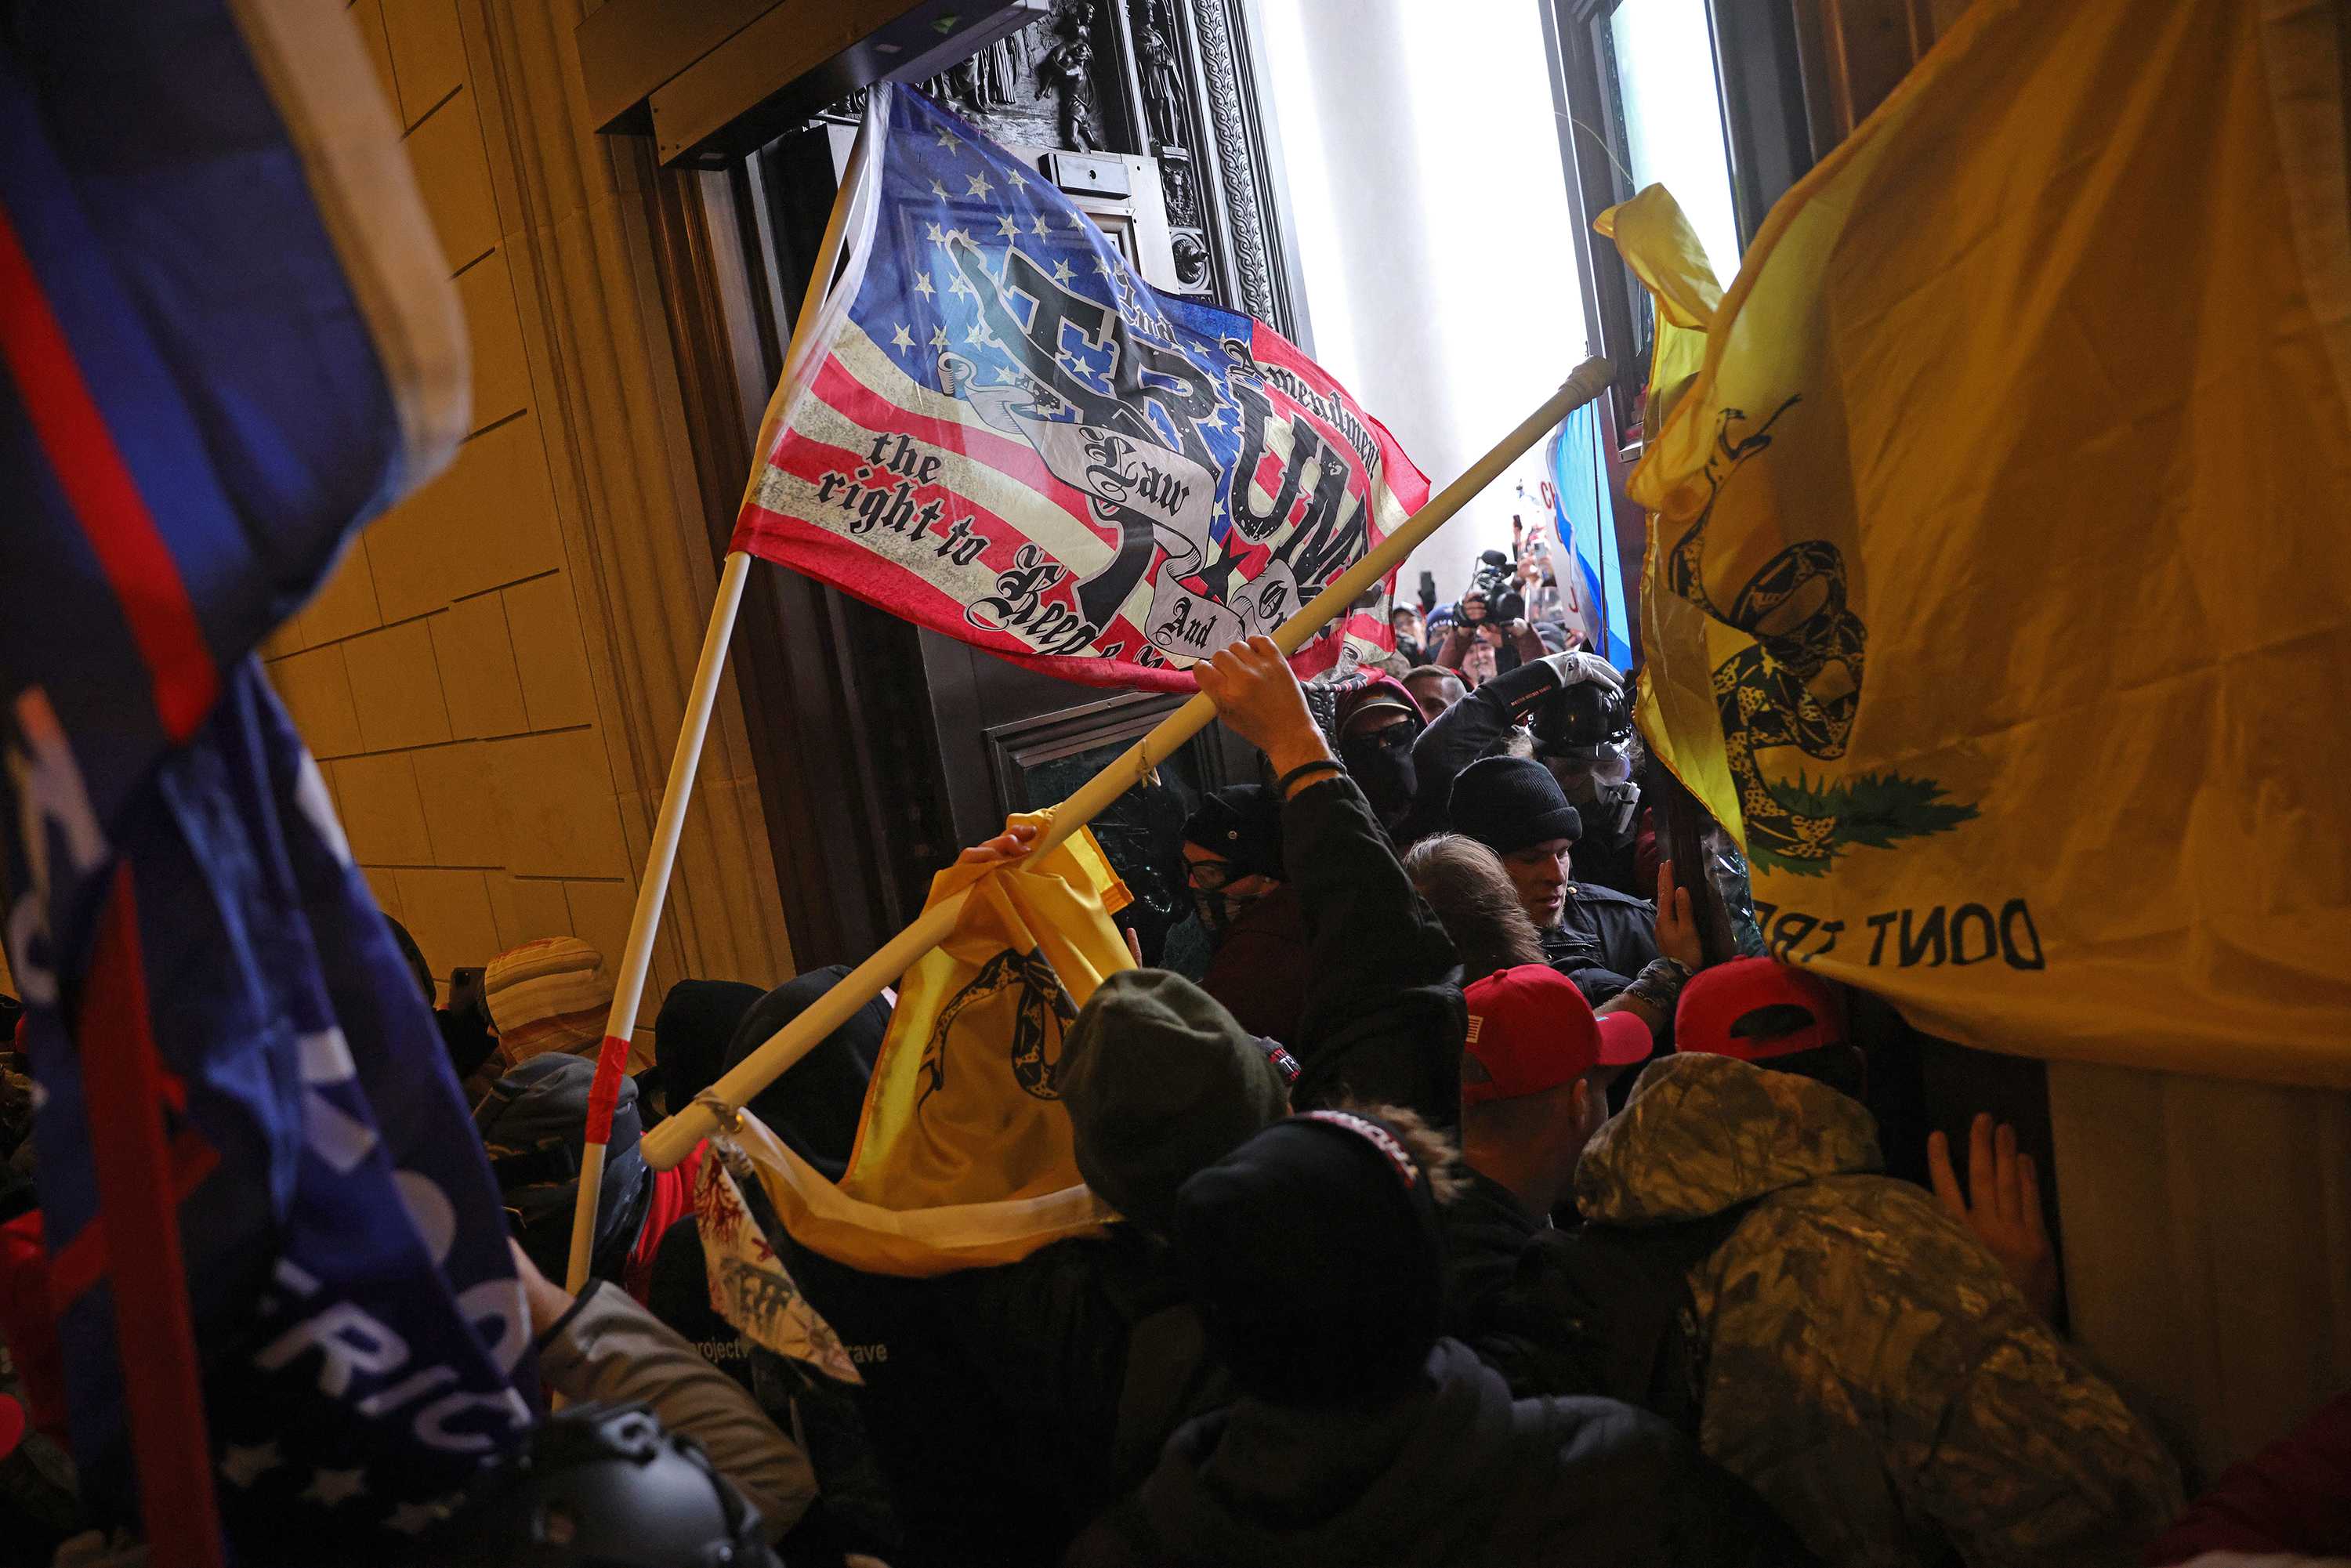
<box><xmin>1548</xmin><ymin>401</ymin><xmax>1633</xmax><ymax>670</ymax></box>
<box><xmin>0</xmin><ymin>1</ymin><xmax>530</xmax><ymax>1554</ymax></box>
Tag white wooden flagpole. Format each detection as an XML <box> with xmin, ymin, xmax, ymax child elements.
<box><xmin>562</xmin><ymin>97</ymin><xmax>883</xmax><ymax>1294</ymax></box>
<box><xmin>639</xmin><ymin>355</ymin><xmax>1616</xmax><ymax>1173</ymax></box>
<box><xmin>561</xmin><ymin>549</ymin><xmax>752</xmax><ymax>1292</ymax></box>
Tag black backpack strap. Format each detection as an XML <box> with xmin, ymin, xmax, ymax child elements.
<box><xmin>1574</xmin><ymin>1196</ymin><xmax>1770</xmax><ymax>1433</ymax></box>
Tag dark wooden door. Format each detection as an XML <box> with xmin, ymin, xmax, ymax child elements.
<box><xmin>638</xmin><ymin>2</ymin><xmax>1291</xmax><ymax>965</ymax></box>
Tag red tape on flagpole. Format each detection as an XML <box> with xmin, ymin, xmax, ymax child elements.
<box><xmin>584</xmin><ymin>1034</ymin><xmax>632</xmax><ymax>1145</ymax></box>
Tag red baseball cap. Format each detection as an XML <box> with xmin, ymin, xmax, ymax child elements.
<box><xmin>1675</xmin><ymin>958</ymin><xmax>1845</xmax><ymax>1063</ymax></box>
<box><xmin>1461</xmin><ymin>965</ymin><xmax>1651</xmax><ymax>1106</ymax></box>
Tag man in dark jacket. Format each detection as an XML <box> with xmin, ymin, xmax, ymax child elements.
<box><xmin>1411</xmin><ymin>646</ymin><xmax>1650</xmax><ymax>893</ymax></box>
<box><xmin>1439</xmin><ymin>963</ymin><xmax>1712</xmax><ymax>1415</ymax></box>
<box><xmin>1447</xmin><ymin>753</ymin><xmax>1681</xmax><ymax>1005</ymax></box>
<box><xmin>1063</xmin><ymin>1110</ymin><xmax>1813</xmax><ymax>1568</ymax></box>
<box><xmin>1182</xmin><ymin>785</ymin><xmax>1308</xmax><ymax>1045</ymax></box>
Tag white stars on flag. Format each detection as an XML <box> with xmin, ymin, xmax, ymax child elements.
<box><xmin>1032</xmin><ymin>215</ymin><xmax>1052</xmax><ymax>237</ymax></box>
<box><xmin>929</xmin><ymin>179</ymin><xmax>950</xmax><ymax>199</ymax></box>
<box><xmin>301</xmin><ymin>1467</ymin><xmax>368</xmax><ymax>1507</ymax></box>
<box><xmin>1008</xmin><ymin>167</ymin><xmax>1027</xmax><ymax>191</ymax></box>
<box><xmin>929</xmin><ymin>325</ymin><xmax>949</xmax><ymax>348</ymax></box>
<box><xmin>913</xmin><ymin>272</ymin><xmax>935</xmax><ymax>298</ymax></box>
<box><xmin>997</xmin><ymin>215</ymin><xmax>1020</xmax><ymax>237</ymax></box>
<box><xmin>947</xmin><ymin>272</ymin><xmax>979</xmax><ymax>299</ymax></box>
<box><xmin>925</xmin><ymin>221</ymin><xmax>944</xmax><ymax>242</ymax></box>
<box><xmin>385</xmin><ymin>1499</ymin><xmax>455</xmax><ymax>1536</ymax></box>
<box><xmin>1050</xmin><ymin>259</ymin><xmax>1075</xmax><ymax>284</ymax></box>
<box><xmin>891</xmin><ymin>323</ymin><xmax>915</xmax><ymax>351</ymax></box>
<box><xmin>220</xmin><ymin>1442</ymin><xmax>281</xmax><ymax>1488</ymax></box>
<box><xmin>936</xmin><ymin>129</ymin><xmax>959</xmax><ymax>150</ymax></box>
<box><xmin>965</xmin><ymin>172</ymin><xmax>993</xmax><ymax>197</ymax></box>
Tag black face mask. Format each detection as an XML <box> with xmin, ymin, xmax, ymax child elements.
<box><xmin>1340</xmin><ymin>726</ymin><xmax>1420</xmax><ymax>827</ymax></box>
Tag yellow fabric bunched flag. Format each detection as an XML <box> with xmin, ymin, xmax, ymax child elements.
<box><xmin>1624</xmin><ymin>0</ymin><xmax>2351</xmax><ymax>1085</ymax></box>
<box><xmin>1593</xmin><ymin>186</ymin><xmax>1720</xmax><ymax>438</ymax></box>
<box><xmin>717</xmin><ymin>813</ymin><xmax>1133</xmax><ymax>1276</ymax></box>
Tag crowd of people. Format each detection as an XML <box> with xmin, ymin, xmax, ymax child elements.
<box><xmin>0</xmin><ymin>569</ymin><xmax>2344</xmax><ymax>1566</ymax></box>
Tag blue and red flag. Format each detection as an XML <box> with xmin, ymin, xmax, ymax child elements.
<box><xmin>732</xmin><ymin>86</ymin><xmax>1429</xmax><ymax>687</ymax></box>
<box><xmin>1</xmin><ymin>2</ymin><xmax>531</xmax><ymax>1557</ymax></box>
<box><xmin>1547</xmin><ymin>400</ymin><xmax>1633</xmax><ymax>671</ymax></box>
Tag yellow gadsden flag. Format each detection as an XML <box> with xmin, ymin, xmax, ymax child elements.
<box><xmin>723</xmin><ymin>813</ymin><xmax>1133</xmax><ymax>1275</ymax></box>
<box><xmin>1625</xmin><ymin>0</ymin><xmax>2351</xmax><ymax>1085</ymax></box>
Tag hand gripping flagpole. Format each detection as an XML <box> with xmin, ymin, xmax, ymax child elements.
<box><xmin>638</xmin><ymin>355</ymin><xmax>1616</xmax><ymax>1175</ymax></box>
<box><xmin>561</xmin><ymin>103</ymin><xmax>884</xmax><ymax>1295</ymax></box>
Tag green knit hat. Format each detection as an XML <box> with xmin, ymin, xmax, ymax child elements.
<box><xmin>1060</xmin><ymin>969</ymin><xmax>1291</xmax><ymax>1233</ymax></box>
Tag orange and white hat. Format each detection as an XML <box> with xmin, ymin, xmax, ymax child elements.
<box><xmin>483</xmin><ymin>937</ymin><xmax>610</xmax><ymax>1065</ymax></box>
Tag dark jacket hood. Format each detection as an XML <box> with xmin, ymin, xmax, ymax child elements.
<box><xmin>1087</xmin><ymin>1336</ymin><xmax>1791</xmax><ymax>1568</ymax></box>
<box><xmin>1116</xmin><ymin>1338</ymin><xmax>1534</xmax><ymax>1564</ymax></box>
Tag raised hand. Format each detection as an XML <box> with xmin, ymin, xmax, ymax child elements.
<box><xmin>1654</xmin><ymin>858</ymin><xmax>1701</xmax><ymax>969</ymax></box>
<box><xmin>1540</xmin><ymin>649</ymin><xmax>1624</xmax><ymax>693</ymax></box>
<box><xmin>1929</xmin><ymin>1113</ymin><xmax>2058</xmax><ymax>1321</ymax></box>
<box><xmin>1194</xmin><ymin>635</ymin><xmax>1331</xmax><ymax>778</ymax></box>
<box><xmin>957</xmin><ymin>818</ymin><xmax>1039</xmax><ymax>869</ymax></box>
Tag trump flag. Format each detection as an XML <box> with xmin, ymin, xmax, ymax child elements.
<box><xmin>732</xmin><ymin>87</ymin><xmax>1429</xmax><ymax>687</ymax></box>
<box><xmin>1</xmin><ymin>0</ymin><xmax>534</xmax><ymax>1554</ymax></box>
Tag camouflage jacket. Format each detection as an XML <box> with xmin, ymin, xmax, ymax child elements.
<box><xmin>1574</xmin><ymin>1053</ymin><xmax>2181</xmax><ymax>1568</ymax></box>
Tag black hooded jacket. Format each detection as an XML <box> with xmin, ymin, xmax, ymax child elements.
<box><xmin>1063</xmin><ymin>1337</ymin><xmax>1817</xmax><ymax>1568</ymax></box>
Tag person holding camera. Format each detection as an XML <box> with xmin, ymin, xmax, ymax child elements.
<box><xmin>1433</xmin><ymin>561</ymin><xmax>1547</xmax><ymax>687</ymax></box>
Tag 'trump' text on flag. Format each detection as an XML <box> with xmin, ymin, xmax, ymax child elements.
<box><xmin>731</xmin><ymin>87</ymin><xmax>1430</xmax><ymax>689</ymax></box>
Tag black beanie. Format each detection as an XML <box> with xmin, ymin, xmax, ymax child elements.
<box><xmin>1447</xmin><ymin>755</ymin><xmax>1582</xmax><ymax>855</ymax></box>
<box><xmin>1181</xmin><ymin>784</ymin><xmax>1285</xmax><ymax>882</ymax></box>
<box><xmin>1060</xmin><ymin>969</ymin><xmax>1290</xmax><ymax>1233</ymax></box>
<box><xmin>1174</xmin><ymin>1110</ymin><xmax>1446</xmax><ymax>1405</ymax></box>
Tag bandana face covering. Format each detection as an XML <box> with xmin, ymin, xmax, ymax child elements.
<box><xmin>1340</xmin><ymin>723</ymin><xmax>1421</xmax><ymax>827</ymax></box>
<box><xmin>1188</xmin><ymin>861</ymin><xmax>1272</xmax><ymax>946</ymax></box>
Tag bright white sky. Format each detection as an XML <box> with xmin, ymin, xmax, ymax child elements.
<box><xmin>1610</xmin><ymin>0</ymin><xmax>1743</xmax><ymax>282</ymax></box>
<box><xmin>1256</xmin><ymin>0</ymin><xmax>1591</xmax><ymax>604</ymax></box>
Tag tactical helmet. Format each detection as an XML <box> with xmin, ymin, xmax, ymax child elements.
<box><xmin>429</xmin><ymin>1402</ymin><xmax>778</xmax><ymax>1567</ymax></box>
<box><xmin>1531</xmin><ymin>675</ymin><xmax>1635</xmax><ymax>759</ymax></box>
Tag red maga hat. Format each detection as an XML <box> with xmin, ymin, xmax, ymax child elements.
<box><xmin>1462</xmin><ymin>965</ymin><xmax>1650</xmax><ymax>1107</ymax></box>
<box><xmin>1674</xmin><ymin>957</ymin><xmax>1845</xmax><ymax>1063</ymax></box>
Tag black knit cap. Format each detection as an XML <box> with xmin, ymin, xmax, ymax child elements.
<box><xmin>1173</xmin><ymin>1110</ymin><xmax>1446</xmax><ymax>1405</ymax></box>
<box><xmin>1447</xmin><ymin>755</ymin><xmax>1582</xmax><ymax>856</ymax></box>
<box><xmin>1181</xmin><ymin>784</ymin><xmax>1285</xmax><ymax>882</ymax></box>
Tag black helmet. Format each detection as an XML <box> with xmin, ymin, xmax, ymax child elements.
<box><xmin>1531</xmin><ymin>676</ymin><xmax>1634</xmax><ymax>758</ymax></box>
<box><xmin>428</xmin><ymin>1402</ymin><xmax>778</xmax><ymax>1567</ymax></box>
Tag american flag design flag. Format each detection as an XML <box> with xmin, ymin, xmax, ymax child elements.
<box><xmin>732</xmin><ymin>87</ymin><xmax>1429</xmax><ymax>689</ymax></box>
